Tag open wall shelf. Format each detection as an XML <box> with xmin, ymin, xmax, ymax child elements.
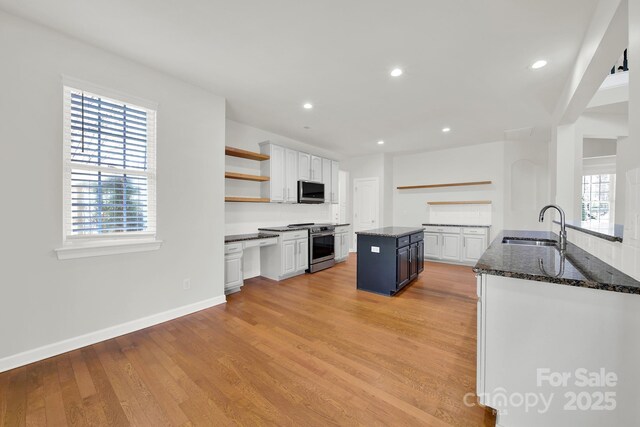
<box><xmin>427</xmin><ymin>200</ymin><xmax>492</xmax><ymax>205</ymax></box>
<box><xmin>225</xmin><ymin>197</ymin><xmax>270</xmax><ymax>203</ymax></box>
<box><xmin>225</xmin><ymin>172</ymin><xmax>270</xmax><ymax>182</ymax></box>
<box><xmin>225</xmin><ymin>146</ymin><xmax>270</xmax><ymax>161</ymax></box>
<box><xmin>397</xmin><ymin>180</ymin><xmax>492</xmax><ymax>190</ymax></box>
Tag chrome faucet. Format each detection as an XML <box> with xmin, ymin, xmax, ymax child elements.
<box><xmin>539</xmin><ymin>204</ymin><xmax>567</xmax><ymax>251</ymax></box>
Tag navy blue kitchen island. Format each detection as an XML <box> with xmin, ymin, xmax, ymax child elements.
<box><xmin>356</xmin><ymin>227</ymin><xmax>425</xmax><ymax>296</ymax></box>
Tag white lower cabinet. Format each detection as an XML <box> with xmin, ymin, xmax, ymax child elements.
<box><xmin>423</xmin><ymin>225</ymin><xmax>489</xmax><ymax>265</ymax></box>
<box><xmin>260</xmin><ymin>230</ymin><xmax>309</xmax><ymax>280</ymax></box>
<box><xmin>224</xmin><ymin>243</ymin><xmax>244</xmax><ymax>294</ymax></box>
<box><xmin>441</xmin><ymin>233</ymin><xmax>461</xmax><ymax>261</ymax></box>
<box><xmin>334</xmin><ymin>226</ymin><xmax>350</xmax><ymax>262</ymax></box>
<box><xmin>424</xmin><ymin>233</ymin><xmax>440</xmax><ymax>258</ymax></box>
<box><xmin>296</xmin><ymin>238</ymin><xmax>309</xmax><ymax>271</ymax></box>
<box><xmin>224</xmin><ymin>238</ymin><xmax>277</xmax><ymax>294</ymax></box>
<box><xmin>463</xmin><ymin>234</ymin><xmax>487</xmax><ymax>262</ymax></box>
<box><xmin>281</xmin><ymin>240</ymin><xmax>297</xmax><ymax>275</ymax></box>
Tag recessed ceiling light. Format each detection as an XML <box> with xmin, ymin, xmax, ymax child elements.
<box><xmin>390</xmin><ymin>68</ymin><xmax>403</xmax><ymax>77</ymax></box>
<box><xmin>377</xmin><ymin>140</ymin><xmax>385</xmax><ymax>145</ymax></box>
<box><xmin>442</xmin><ymin>127</ymin><xmax>451</xmax><ymax>133</ymax></box>
<box><xmin>303</xmin><ymin>103</ymin><xmax>313</xmax><ymax>109</ymax></box>
<box><xmin>531</xmin><ymin>60</ymin><xmax>547</xmax><ymax>69</ymax></box>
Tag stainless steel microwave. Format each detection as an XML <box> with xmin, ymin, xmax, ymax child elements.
<box><xmin>298</xmin><ymin>180</ymin><xmax>325</xmax><ymax>204</ymax></box>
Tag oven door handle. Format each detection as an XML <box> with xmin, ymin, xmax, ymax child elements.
<box><xmin>312</xmin><ymin>232</ymin><xmax>335</xmax><ymax>237</ymax></box>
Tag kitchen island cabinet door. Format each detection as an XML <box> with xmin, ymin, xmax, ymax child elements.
<box><xmin>409</xmin><ymin>243</ymin><xmax>419</xmax><ymax>280</ymax></box>
<box><xmin>397</xmin><ymin>246</ymin><xmax>410</xmax><ymax>289</ymax></box>
<box><xmin>417</xmin><ymin>240</ymin><xmax>424</xmax><ymax>273</ymax></box>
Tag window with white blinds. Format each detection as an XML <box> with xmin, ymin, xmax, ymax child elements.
<box><xmin>63</xmin><ymin>86</ymin><xmax>157</xmax><ymax>238</ymax></box>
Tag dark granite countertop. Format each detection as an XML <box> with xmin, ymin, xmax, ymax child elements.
<box><xmin>553</xmin><ymin>220</ymin><xmax>623</xmax><ymax>242</ymax></box>
<box><xmin>423</xmin><ymin>223</ymin><xmax>491</xmax><ymax>228</ymax></box>
<box><xmin>258</xmin><ymin>226</ymin><xmax>309</xmax><ymax>232</ymax></box>
<box><xmin>225</xmin><ymin>233</ymin><xmax>278</xmax><ymax>243</ymax></box>
<box><xmin>258</xmin><ymin>223</ymin><xmax>350</xmax><ymax>233</ymax></box>
<box><xmin>473</xmin><ymin>230</ymin><xmax>640</xmax><ymax>295</ymax></box>
<box><xmin>356</xmin><ymin>227</ymin><xmax>425</xmax><ymax>238</ymax></box>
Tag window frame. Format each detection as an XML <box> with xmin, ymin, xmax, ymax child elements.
<box><xmin>55</xmin><ymin>77</ymin><xmax>162</xmax><ymax>259</ymax></box>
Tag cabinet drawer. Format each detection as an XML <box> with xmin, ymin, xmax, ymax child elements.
<box><xmin>335</xmin><ymin>226</ymin><xmax>349</xmax><ymax>233</ymax></box>
<box><xmin>410</xmin><ymin>232</ymin><xmax>424</xmax><ymax>243</ymax></box>
<box><xmin>282</xmin><ymin>231</ymin><xmax>308</xmax><ymax>241</ymax></box>
<box><xmin>463</xmin><ymin>227</ymin><xmax>488</xmax><ymax>236</ymax></box>
<box><xmin>397</xmin><ymin>236</ymin><xmax>411</xmax><ymax>248</ymax></box>
<box><xmin>243</xmin><ymin>237</ymin><xmax>278</xmax><ymax>249</ymax></box>
<box><xmin>424</xmin><ymin>226</ymin><xmax>461</xmax><ymax>234</ymax></box>
<box><xmin>224</xmin><ymin>243</ymin><xmax>243</xmax><ymax>254</ymax></box>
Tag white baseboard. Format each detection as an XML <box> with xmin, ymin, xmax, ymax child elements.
<box><xmin>0</xmin><ymin>295</ymin><xmax>226</xmax><ymax>373</ymax></box>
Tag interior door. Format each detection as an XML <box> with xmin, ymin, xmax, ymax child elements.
<box><xmin>353</xmin><ymin>178</ymin><xmax>380</xmax><ymax>250</ymax></box>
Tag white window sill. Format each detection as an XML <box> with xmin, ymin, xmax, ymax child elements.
<box><xmin>55</xmin><ymin>238</ymin><xmax>163</xmax><ymax>260</ymax></box>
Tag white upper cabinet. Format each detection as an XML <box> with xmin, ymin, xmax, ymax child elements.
<box><xmin>322</xmin><ymin>158</ymin><xmax>331</xmax><ymax>203</ymax></box>
<box><xmin>261</xmin><ymin>143</ymin><xmax>285</xmax><ymax>202</ymax></box>
<box><xmin>331</xmin><ymin>160</ymin><xmax>339</xmax><ymax>204</ymax></box>
<box><xmin>284</xmin><ymin>148</ymin><xmax>298</xmax><ymax>202</ymax></box>
<box><xmin>258</xmin><ymin>142</ymin><xmax>338</xmax><ymax>204</ymax></box>
<box><xmin>310</xmin><ymin>155</ymin><xmax>322</xmax><ymax>182</ymax></box>
<box><xmin>298</xmin><ymin>152</ymin><xmax>311</xmax><ymax>181</ymax></box>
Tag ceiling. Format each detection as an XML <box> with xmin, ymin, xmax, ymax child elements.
<box><xmin>0</xmin><ymin>0</ymin><xmax>599</xmax><ymax>156</ymax></box>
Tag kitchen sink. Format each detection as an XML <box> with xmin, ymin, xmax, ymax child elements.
<box><xmin>502</xmin><ymin>238</ymin><xmax>558</xmax><ymax>247</ymax></box>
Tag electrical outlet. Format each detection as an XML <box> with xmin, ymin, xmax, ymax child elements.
<box><xmin>183</xmin><ymin>278</ymin><xmax>191</xmax><ymax>290</ymax></box>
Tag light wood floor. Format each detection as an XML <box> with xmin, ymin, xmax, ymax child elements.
<box><xmin>0</xmin><ymin>256</ymin><xmax>495</xmax><ymax>426</ymax></box>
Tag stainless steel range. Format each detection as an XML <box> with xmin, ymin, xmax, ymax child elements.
<box><xmin>288</xmin><ymin>223</ymin><xmax>336</xmax><ymax>273</ymax></box>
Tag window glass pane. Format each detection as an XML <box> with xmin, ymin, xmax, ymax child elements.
<box><xmin>70</xmin><ymin>91</ymin><xmax>148</xmax><ymax>171</ymax></box>
<box><xmin>65</xmin><ymin>86</ymin><xmax>155</xmax><ymax>237</ymax></box>
<box><xmin>71</xmin><ymin>170</ymin><xmax>149</xmax><ymax>234</ymax></box>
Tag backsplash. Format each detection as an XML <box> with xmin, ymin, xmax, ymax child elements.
<box><xmin>225</xmin><ymin>202</ymin><xmax>332</xmax><ymax>235</ymax></box>
<box><xmin>427</xmin><ymin>204</ymin><xmax>492</xmax><ymax>225</ymax></box>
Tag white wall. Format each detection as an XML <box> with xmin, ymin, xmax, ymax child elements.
<box><xmin>389</xmin><ymin>140</ymin><xmax>550</xmax><ymax>239</ymax></box>
<box><xmin>225</xmin><ymin>119</ymin><xmax>337</xmax><ymax>278</ymax></box>
<box><xmin>340</xmin><ymin>153</ymin><xmax>390</xmax><ymax>249</ymax></box>
<box><xmin>392</xmin><ymin>142</ymin><xmax>503</xmax><ymax>232</ymax></box>
<box><xmin>0</xmin><ymin>11</ymin><xmax>226</xmax><ymax>367</ymax></box>
<box><xmin>556</xmin><ymin>112</ymin><xmax>628</xmax><ymax>220</ymax></box>
<box><xmin>503</xmin><ymin>140</ymin><xmax>551</xmax><ymax>231</ymax></box>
